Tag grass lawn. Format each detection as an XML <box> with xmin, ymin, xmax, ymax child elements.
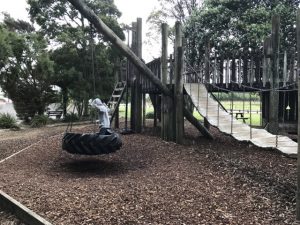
<box><xmin>118</xmin><ymin>100</ymin><xmax>262</xmax><ymax>127</ymax></box>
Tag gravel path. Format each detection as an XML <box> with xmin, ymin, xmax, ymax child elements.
<box><xmin>0</xmin><ymin>123</ymin><xmax>297</xmax><ymax>224</ymax></box>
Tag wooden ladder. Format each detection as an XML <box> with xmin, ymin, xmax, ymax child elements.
<box><xmin>107</xmin><ymin>81</ymin><xmax>126</xmax><ymax>123</ymax></box>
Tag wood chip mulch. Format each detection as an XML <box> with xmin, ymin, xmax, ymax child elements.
<box><xmin>0</xmin><ymin>123</ymin><xmax>297</xmax><ymax>224</ymax></box>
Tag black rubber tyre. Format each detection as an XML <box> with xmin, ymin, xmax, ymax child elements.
<box><xmin>62</xmin><ymin>131</ymin><xmax>122</xmax><ymax>155</ymax></box>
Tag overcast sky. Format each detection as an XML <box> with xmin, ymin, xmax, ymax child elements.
<box><xmin>0</xmin><ymin>0</ymin><xmax>161</xmax><ymax>61</ymax></box>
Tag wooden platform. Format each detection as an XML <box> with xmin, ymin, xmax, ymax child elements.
<box><xmin>185</xmin><ymin>83</ymin><xmax>298</xmax><ymax>158</ymax></box>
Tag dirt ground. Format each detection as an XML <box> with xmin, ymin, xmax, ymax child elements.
<box><xmin>0</xmin><ymin>122</ymin><xmax>297</xmax><ymax>224</ymax></box>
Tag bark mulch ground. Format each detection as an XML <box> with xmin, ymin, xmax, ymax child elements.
<box><xmin>0</xmin><ymin>123</ymin><xmax>297</xmax><ymax>224</ymax></box>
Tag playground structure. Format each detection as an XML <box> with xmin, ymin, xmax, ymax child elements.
<box><xmin>0</xmin><ymin>1</ymin><xmax>300</xmax><ymax>224</ymax></box>
<box><xmin>97</xmin><ymin>11</ymin><xmax>298</xmax><ymax>157</ymax></box>
<box><xmin>36</xmin><ymin>2</ymin><xmax>299</xmax><ymax>152</ymax></box>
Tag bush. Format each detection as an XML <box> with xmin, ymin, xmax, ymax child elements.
<box><xmin>30</xmin><ymin>115</ymin><xmax>49</xmax><ymax>128</ymax></box>
<box><xmin>0</xmin><ymin>113</ymin><xmax>18</xmax><ymax>129</ymax></box>
<box><xmin>145</xmin><ymin>111</ymin><xmax>154</xmax><ymax>119</ymax></box>
<box><xmin>63</xmin><ymin>113</ymin><xmax>79</xmax><ymax>123</ymax></box>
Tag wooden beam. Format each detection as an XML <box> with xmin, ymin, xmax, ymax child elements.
<box><xmin>68</xmin><ymin>0</ymin><xmax>171</xmax><ymax>97</ymax></box>
<box><xmin>183</xmin><ymin>108</ymin><xmax>213</xmax><ymax>140</ymax></box>
<box><xmin>0</xmin><ymin>191</ymin><xmax>52</xmax><ymax>225</ymax></box>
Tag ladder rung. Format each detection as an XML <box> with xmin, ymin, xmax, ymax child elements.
<box><xmin>112</xmin><ymin>95</ymin><xmax>120</xmax><ymax>98</ymax></box>
<box><xmin>115</xmin><ymin>88</ymin><xmax>124</xmax><ymax>91</ymax></box>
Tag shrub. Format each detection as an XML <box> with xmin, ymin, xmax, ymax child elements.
<box><xmin>30</xmin><ymin>115</ymin><xmax>49</xmax><ymax>128</ymax></box>
<box><xmin>63</xmin><ymin>113</ymin><xmax>79</xmax><ymax>123</ymax></box>
<box><xmin>0</xmin><ymin>113</ymin><xmax>18</xmax><ymax>129</ymax></box>
<box><xmin>145</xmin><ymin>111</ymin><xmax>154</xmax><ymax>119</ymax></box>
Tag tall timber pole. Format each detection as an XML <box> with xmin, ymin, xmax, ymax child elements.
<box><xmin>296</xmin><ymin>8</ymin><xmax>300</xmax><ymax>223</ymax></box>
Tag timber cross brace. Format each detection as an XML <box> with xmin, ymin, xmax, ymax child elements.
<box><xmin>67</xmin><ymin>0</ymin><xmax>212</xmax><ymax>141</ymax></box>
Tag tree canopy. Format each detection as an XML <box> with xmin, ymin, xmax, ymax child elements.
<box><xmin>0</xmin><ymin>14</ymin><xmax>56</xmax><ymax>121</ymax></box>
<box><xmin>0</xmin><ymin>0</ymin><xmax>125</xmax><ymax>121</ymax></box>
<box><xmin>27</xmin><ymin>0</ymin><xmax>125</xmax><ymax>117</ymax></box>
<box><xmin>185</xmin><ymin>0</ymin><xmax>300</xmax><ymax>64</ymax></box>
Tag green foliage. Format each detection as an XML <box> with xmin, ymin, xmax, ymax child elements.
<box><xmin>0</xmin><ymin>113</ymin><xmax>18</xmax><ymax>129</ymax></box>
<box><xmin>213</xmin><ymin>92</ymin><xmax>260</xmax><ymax>101</ymax></box>
<box><xmin>146</xmin><ymin>0</ymin><xmax>201</xmax><ymax>49</ymax></box>
<box><xmin>145</xmin><ymin>111</ymin><xmax>155</xmax><ymax>119</ymax></box>
<box><xmin>30</xmin><ymin>115</ymin><xmax>49</xmax><ymax>127</ymax></box>
<box><xmin>0</xmin><ymin>15</ymin><xmax>57</xmax><ymax>122</ymax></box>
<box><xmin>28</xmin><ymin>0</ymin><xmax>125</xmax><ymax>117</ymax></box>
<box><xmin>185</xmin><ymin>0</ymin><xmax>299</xmax><ymax>65</ymax></box>
<box><xmin>63</xmin><ymin>113</ymin><xmax>79</xmax><ymax>123</ymax></box>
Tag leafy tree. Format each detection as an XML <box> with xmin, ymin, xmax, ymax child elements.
<box><xmin>145</xmin><ymin>0</ymin><xmax>203</xmax><ymax>50</ymax></box>
<box><xmin>27</xmin><ymin>0</ymin><xmax>125</xmax><ymax>117</ymax></box>
<box><xmin>185</xmin><ymin>0</ymin><xmax>300</xmax><ymax>65</ymax></box>
<box><xmin>0</xmin><ymin>15</ymin><xmax>57</xmax><ymax>122</ymax></box>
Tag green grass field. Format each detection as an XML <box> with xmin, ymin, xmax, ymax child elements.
<box><xmin>118</xmin><ymin>100</ymin><xmax>262</xmax><ymax>127</ymax></box>
<box><xmin>221</xmin><ymin>101</ymin><xmax>262</xmax><ymax>126</ymax></box>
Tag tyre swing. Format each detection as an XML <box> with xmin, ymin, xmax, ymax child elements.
<box><xmin>62</xmin><ymin>96</ymin><xmax>122</xmax><ymax>156</ymax></box>
<box><xmin>61</xmin><ymin>26</ymin><xmax>122</xmax><ymax>155</ymax></box>
<box><xmin>62</xmin><ymin>99</ymin><xmax>122</xmax><ymax>155</ymax></box>
<box><xmin>62</xmin><ymin>127</ymin><xmax>122</xmax><ymax>155</ymax></box>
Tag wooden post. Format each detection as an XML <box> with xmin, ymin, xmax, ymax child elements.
<box><xmin>243</xmin><ymin>56</ymin><xmax>248</xmax><ymax>84</ymax></box>
<box><xmin>130</xmin><ymin>22</ymin><xmax>137</xmax><ymax>130</ymax></box>
<box><xmin>283</xmin><ymin>50</ymin><xmax>287</xmax><ymax>86</ymax></box>
<box><xmin>238</xmin><ymin>57</ymin><xmax>242</xmax><ymax>86</ymax></box>
<box><xmin>225</xmin><ymin>59</ymin><xmax>229</xmax><ymax>88</ymax></box>
<box><xmin>262</xmin><ymin>37</ymin><xmax>272</xmax><ymax>127</ymax></box>
<box><xmin>250</xmin><ymin>58</ymin><xmax>254</xmax><ymax>86</ymax></box>
<box><xmin>255</xmin><ymin>58</ymin><xmax>260</xmax><ymax>83</ymax></box>
<box><xmin>268</xmin><ymin>15</ymin><xmax>280</xmax><ymax>134</ymax></box>
<box><xmin>114</xmin><ymin>63</ymin><xmax>120</xmax><ymax>129</ymax></box>
<box><xmin>114</xmin><ymin>108</ymin><xmax>119</xmax><ymax>128</ymax></box>
<box><xmin>135</xmin><ymin>18</ymin><xmax>143</xmax><ymax>133</ymax></box>
<box><xmin>161</xmin><ymin>23</ymin><xmax>171</xmax><ymax>140</ymax></box>
<box><xmin>213</xmin><ymin>55</ymin><xmax>217</xmax><ymax>83</ymax></box>
<box><xmin>295</xmin><ymin>8</ymin><xmax>300</xmax><ymax>223</ymax></box>
<box><xmin>289</xmin><ymin>48</ymin><xmax>296</xmax><ymax>82</ymax></box>
<box><xmin>154</xmin><ymin>95</ymin><xmax>158</xmax><ymax>127</ymax></box>
<box><xmin>205</xmin><ymin>40</ymin><xmax>210</xmax><ymax>82</ymax></box>
<box><xmin>219</xmin><ymin>58</ymin><xmax>224</xmax><ymax>84</ymax></box>
<box><xmin>174</xmin><ymin>21</ymin><xmax>184</xmax><ymax>144</ymax></box>
<box><xmin>143</xmin><ymin>93</ymin><xmax>146</xmax><ymax>128</ymax></box>
<box><xmin>231</xmin><ymin>58</ymin><xmax>236</xmax><ymax>82</ymax></box>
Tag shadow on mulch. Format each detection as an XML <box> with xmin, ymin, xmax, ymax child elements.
<box><xmin>56</xmin><ymin>158</ymin><xmax>128</xmax><ymax>177</ymax></box>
